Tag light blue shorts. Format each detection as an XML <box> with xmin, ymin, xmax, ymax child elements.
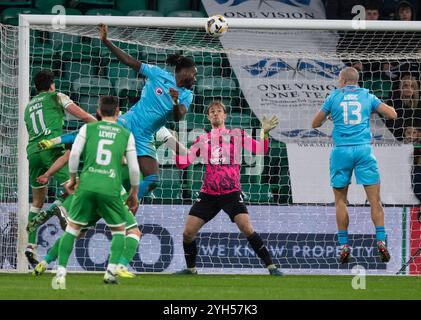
<box><xmin>329</xmin><ymin>144</ymin><xmax>380</xmax><ymax>188</ymax></box>
<box><xmin>118</xmin><ymin>114</ymin><xmax>157</xmax><ymax>159</ymax></box>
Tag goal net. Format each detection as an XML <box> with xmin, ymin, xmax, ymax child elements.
<box><xmin>2</xmin><ymin>16</ymin><xmax>421</xmax><ymax>274</ymax></box>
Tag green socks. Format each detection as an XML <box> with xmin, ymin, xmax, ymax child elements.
<box><xmin>119</xmin><ymin>234</ymin><xmax>140</xmax><ymax>267</ymax></box>
<box><xmin>109</xmin><ymin>233</ymin><xmax>125</xmax><ymax>265</ymax></box>
<box><xmin>28</xmin><ymin>207</ymin><xmax>41</xmax><ymax>245</ymax></box>
<box><xmin>45</xmin><ymin>237</ymin><xmax>61</xmax><ymax>264</ymax></box>
<box><xmin>58</xmin><ymin>232</ymin><xmax>76</xmax><ymax>267</ymax></box>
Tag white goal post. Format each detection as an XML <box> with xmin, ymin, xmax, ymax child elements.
<box><xmin>12</xmin><ymin>15</ymin><xmax>421</xmax><ymax>274</ymax></box>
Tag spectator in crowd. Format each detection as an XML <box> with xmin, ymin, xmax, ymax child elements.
<box><xmin>403</xmin><ymin>120</ymin><xmax>421</xmax><ymax>203</ymax></box>
<box><xmin>346</xmin><ymin>60</ymin><xmax>392</xmax><ymax>100</ymax></box>
<box><xmin>325</xmin><ymin>0</ymin><xmax>365</xmax><ymax>20</ymax></box>
<box><xmin>365</xmin><ymin>0</ymin><xmax>382</xmax><ymax>20</ymax></box>
<box><xmin>385</xmin><ymin>75</ymin><xmax>421</xmax><ymax>140</ymax></box>
<box><xmin>382</xmin><ymin>0</ymin><xmax>400</xmax><ymax>19</ymax></box>
<box><xmin>387</xmin><ymin>47</ymin><xmax>421</xmax><ymax>82</ymax></box>
<box><xmin>395</xmin><ymin>0</ymin><xmax>417</xmax><ymax>20</ymax></box>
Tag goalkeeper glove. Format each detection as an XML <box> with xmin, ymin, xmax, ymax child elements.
<box><xmin>38</xmin><ymin>139</ymin><xmax>55</xmax><ymax>150</ymax></box>
<box><xmin>260</xmin><ymin>115</ymin><xmax>279</xmax><ymax>139</ymax></box>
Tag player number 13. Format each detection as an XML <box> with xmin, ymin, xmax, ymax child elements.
<box><xmin>340</xmin><ymin>101</ymin><xmax>362</xmax><ymax>125</ymax></box>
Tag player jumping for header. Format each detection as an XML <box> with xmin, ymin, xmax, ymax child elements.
<box><xmin>311</xmin><ymin>67</ymin><xmax>397</xmax><ymax>264</ymax></box>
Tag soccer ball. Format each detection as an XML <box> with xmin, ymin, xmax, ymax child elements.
<box><xmin>205</xmin><ymin>15</ymin><xmax>228</xmax><ymax>38</ymax></box>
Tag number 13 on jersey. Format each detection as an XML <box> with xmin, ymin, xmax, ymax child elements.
<box><xmin>340</xmin><ymin>101</ymin><xmax>362</xmax><ymax>125</ymax></box>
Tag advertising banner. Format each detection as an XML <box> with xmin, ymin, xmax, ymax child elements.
<box><xmin>22</xmin><ymin>204</ymin><xmax>403</xmax><ymax>275</ymax></box>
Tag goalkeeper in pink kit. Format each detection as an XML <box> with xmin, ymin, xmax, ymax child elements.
<box><xmin>174</xmin><ymin>101</ymin><xmax>283</xmax><ymax>276</ymax></box>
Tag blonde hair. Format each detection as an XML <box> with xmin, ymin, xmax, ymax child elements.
<box><xmin>206</xmin><ymin>100</ymin><xmax>226</xmax><ymax>114</ymax></box>
<box><xmin>400</xmin><ymin>75</ymin><xmax>420</xmax><ymax>108</ymax></box>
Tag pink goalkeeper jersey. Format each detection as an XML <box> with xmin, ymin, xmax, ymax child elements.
<box><xmin>176</xmin><ymin>128</ymin><xmax>269</xmax><ymax>195</ymax></box>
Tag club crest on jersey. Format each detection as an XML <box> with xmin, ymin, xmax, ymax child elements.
<box><xmin>155</xmin><ymin>87</ymin><xmax>163</xmax><ymax>95</ymax></box>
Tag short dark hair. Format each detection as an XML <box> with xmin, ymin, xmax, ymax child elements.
<box><xmin>206</xmin><ymin>100</ymin><xmax>226</xmax><ymax>115</ymax></box>
<box><xmin>166</xmin><ymin>53</ymin><xmax>195</xmax><ymax>73</ymax></box>
<box><xmin>34</xmin><ymin>70</ymin><xmax>54</xmax><ymax>92</ymax></box>
<box><xmin>365</xmin><ymin>0</ymin><xmax>381</xmax><ymax>11</ymax></box>
<box><xmin>99</xmin><ymin>96</ymin><xmax>119</xmax><ymax>117</ymax></box>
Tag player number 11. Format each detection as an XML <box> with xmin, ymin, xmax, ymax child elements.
<box><xmin>340</xmin><ymin>101</ymin><xmax>362</xmax><ymax>125</ymax></box>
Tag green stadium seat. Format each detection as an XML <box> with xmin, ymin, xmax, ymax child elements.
<box><xmin>99</xmin><ymin>44</ymin><xmax>142</xmax><ymax>64</ymax></box>
<box><xmin>183</xmin><ymin>112</ymin><xmax>210</xmax><ymax>131</ymax></box>
<box><xmin>195</xmin><ymin>76</ymin><xmax>240</xmax><ymax>111</ymax></box>
<box><xmin>150</xmin><ymin>166</ymin><xmax>183</xmax><ymax>203</ymax></box>
<box><xmin>127</xmin><ymin>9</ymin><xmax>163</xmax><ymax>16</ymax></box>
<box><xmin>198</xmin><ymin>1</ymin><xmax>208</xmax><ymax>17</ymax></box>
<box><xmin>61</xmin><ymin>61</ymin><xmax>99</xmax><ymax>92</ymax></box>
<box><xmin>184</xmin><ymin>164</ymin><xmax>205</xmax><ymax>200</ymax></box>
<box><xmin>75</xmin><ymin>0</ymin><xmax>114</xmax><ymax>7</ymax></box>
<box><xmin>184</xmin><ymin>50</ymin><xmax>223</xmax><ymax>65</ymax></box>
<box><xmin>225</xmin><ymin>112</ymin><xmax>261</xmax><ymax>128</ymax></box>
<box><xmin>143</xmin><ymin>46</ymin><xmax>176</xmax><ymax>63</ymax></box>
<box><xmin>157</xmin><ymin>0</ymin><xmax>191</xmax><ymax>16</ymax></box>
<box><xmin>72</xmin><ymin>77</ymin><xmax>115</xmax><ymax>96</ymax></box>
<box><xmin>241</xmin><ymin>183</ymin><xmax>274</xmax><ymax>204</ymax></box>
<box><xmin>60</xmin><ymin>42</ymin><xmax>99</xmax><ymax>61</ymax></box>
<box><xmin>106</xmin><ymin>61</ymin><xmax>139</xmax><ymax>85</ymax></box>
<box><xmin>264</xmin><ymin>139</ymin><xmax>291</xmax><ymax>204</ymax></box>
<box><xmin>166</xmin><ymin>10</ymin><xmax>205</xmax><ymax>17</ymax></box>
<box><xmin>115</xmin><ymin>0</ymin><xmax>147</xmax><ymax>15</ymax></box>
<box><xmin>61</xmin><ymin>8</ymin><xmax>82</xmax><ymax>15</ymax></box>
<box><xmin>84</xmin><ymin>8</ymin><xmax>123</xmax><ymax>16</ymax></box>
<box><xmin>31</xmin><ymin>41</ymin><xmax>55</xmax><ymax>63</ymax></box>
<box><xmin>75</xmin><ymin>95</ymin><xmax>101</xmax><ymax>114</ymax></box>
<box><xmin>34</xmin><ymin>0</ymin><xmax>65</xmax><ymax>14</ymax></box>
<box><xmin>0</xmin><ymin>0</ymin><xmax>31</xmax><ymax>6</ymax></box>
<box><xmin>1</xmin><ymin>8</ymin><xmax>42</xmax><ymax>26</ymax></box>
<box><xmin>114</xmin><ymin>78</ymin><xmax>145</xmax><ymax>98</ymax></box>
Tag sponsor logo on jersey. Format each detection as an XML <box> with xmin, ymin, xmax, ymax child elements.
<box><xmin>155</xmin><ymin>87</ymin><xmax>163</xmax><ymax>95</ymax></box>
<box><xmin>88</xmin><ymin>167</ymin><xmax>116</xmax><ymax>178</ymax></box>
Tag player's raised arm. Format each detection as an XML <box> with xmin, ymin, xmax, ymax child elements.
<box><xmin>125</xmin><ymin>133</ymin><xmax>140</xmax><ymax>213</ymax></box>
<box><xmin>312</xmin><ymin>111</ymin><xmax>329</xmax><ymax>129</ymax></box>
<box><xmin>99</xmin><ymin>24</ymin><xmax>141</xmax><ymax>72</ymax></box>
<box><xmin>376</xmin><ymin>102</ymin><xmax>398</xmax><ymax>120</ymax></box>
<box><xmin>243</xmin><ymin>115</ymin><xmax>279</xmax><ymax>154</ymax></box>
<box><xmin>57</xmin><ymin>93</ymin><xmax>96</xmax><ymax>123</ymax></box>
<box><xmin>175</xmin><ymin>136</ymin><xmax>202</xmax><ymax>169</ymax></box>
<box><xmin>66</xmin><ymin>124</ymin><xmax>87</xmax><ymax>194</ymax></box>
<box><xmin>37</xmin><ymin>151</ymin><xmax>70</xmax><ymax>185</ymax></box>
<box><xmin>169</xmin><ymin>88</ymin><xmax>187</xmax><ymax>122</ymax></box>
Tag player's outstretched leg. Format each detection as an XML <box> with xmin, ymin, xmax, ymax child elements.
<box><xmin>116</xmin><ymin>227</ymin><xmax>141</xmax><ymax>278</ymax></box>
<box><xmin>234</xmin><ymin>213</ymin><xmax>283</xmax><ymax>276</ymax></box>
<box><xmin>174</xmin><ymin>240</ymin><xmax>199</xmax><ymax>275</ymax></box>
<box><xmin>33</xmin><ymin>235</ymin><xmax>62</xmax><ymax>276</ymax></box>
<box><xmin>173</xmin><ymin>216</ymin><xmax>204</xmax><ymax>275</ymax></box>
<box><xmin>333</xmin><ymin>187</ymin><xmax>351</xmax><ymax>264</ymax></box>
<box><xmin>27</xmin><ymin>198</ymin><xmax>69</xmax><ymax>233</ymax></box>
<box><xmin>104</xmin><ymin>229</ymin><xmax>126</xmax><ymax>284</ymax></box>
<box><xmin>364</xmin><ymin>184</ymin><xmax>390</xmax><ymax>263</ymax></box>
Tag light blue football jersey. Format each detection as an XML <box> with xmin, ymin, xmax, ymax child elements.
<box><xmin>321</xmin><ymin>85</ymin><xmax>382</xmax><ymax>146</ymax></box>
<box><xmin>127</xmin><ymin>64</ymin><xmax>193</xmax><ymax>137</ymax></box>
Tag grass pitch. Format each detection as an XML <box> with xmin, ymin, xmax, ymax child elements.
<box><xmin>1</xmin><ymin>273</ymin><xmax>421</xmax><ymax>300</ymax></box>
